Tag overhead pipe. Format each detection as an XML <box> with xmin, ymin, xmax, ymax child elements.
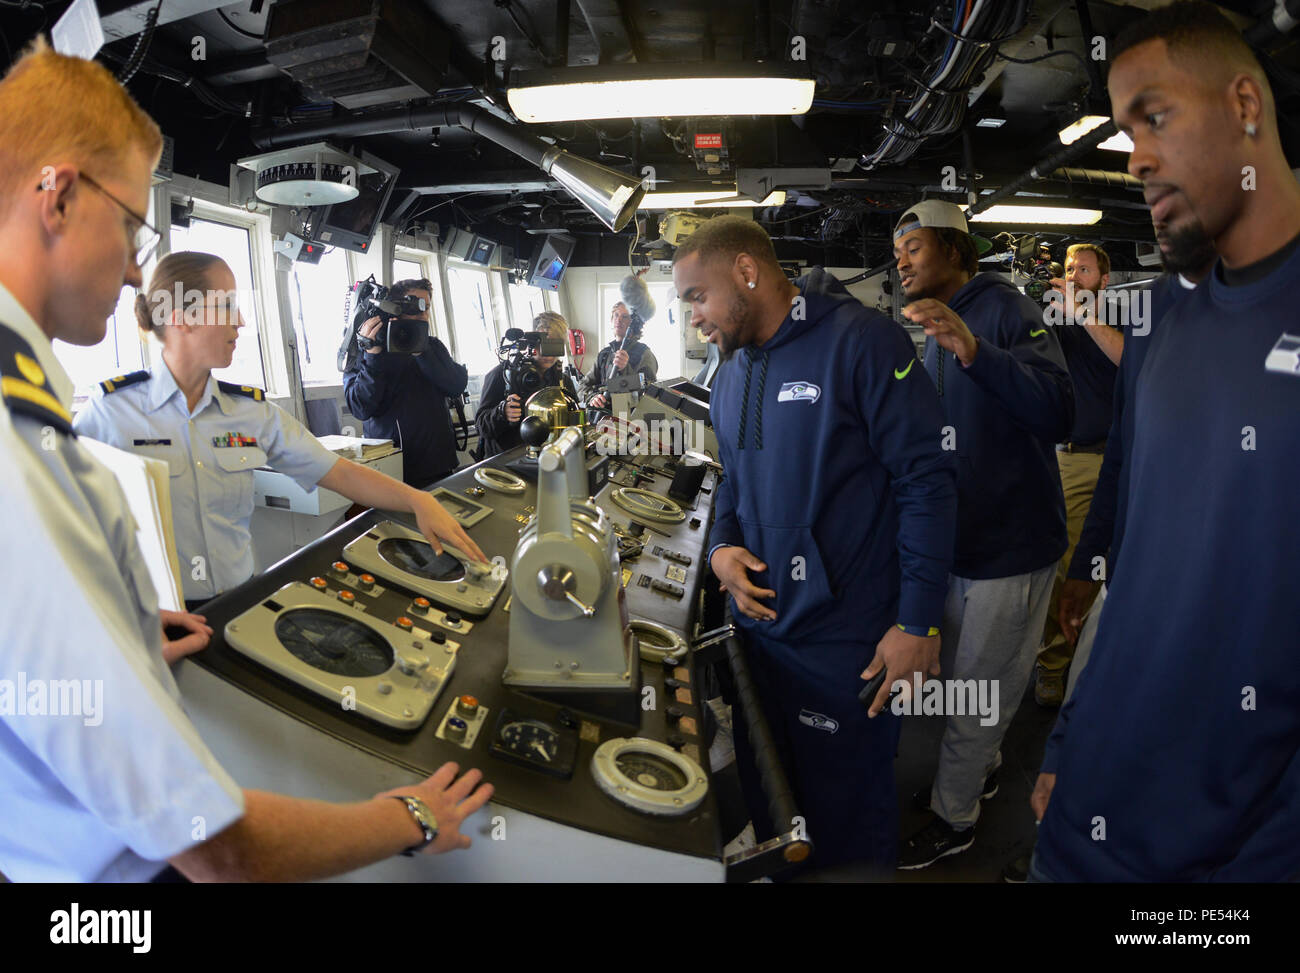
<box><xmin>251</xmin><ymin>103</ymin><xmax>645</xmax><ymax>231</ymax></box>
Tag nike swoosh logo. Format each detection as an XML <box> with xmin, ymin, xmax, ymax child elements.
<box><xmin>894</xmin><ymin>360</ymin><xmax>915</xmax><ymax>380</ymax></box>
<box><xmin>1030</xmin><ymin>328</ymin><xmax>1047</xmax><ymax>337</ymax></box>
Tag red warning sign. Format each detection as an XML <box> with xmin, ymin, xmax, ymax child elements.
<box><xmin>694</xmin><ymin>133</ymin><xmax>723</xmax><ymax>149</ymax></box>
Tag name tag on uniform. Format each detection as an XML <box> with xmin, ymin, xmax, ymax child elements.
<box><xmin>212</xmin><ymin>432</ymin><xmax>259</xmax><ymax>448</ymax></box>
<box><xmin>133</xmin><ymin>438</ymin><xmax>171</xmax><ymax>446</ymax></box>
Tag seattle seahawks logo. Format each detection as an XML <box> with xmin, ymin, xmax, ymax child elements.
<box><xmin>798</xmin><ymin>709</ymin><xmax>839</xmax><ymax>734</ymax></box>
<box><xmin>778</xmin><ymin>381</ymin><xmax>821</xmax><ymax>404</ymax></box>
<box><xmin>1264</xmin><ymin>333</ymin><xmax>1300</xmax><ymax>376</ymax></box>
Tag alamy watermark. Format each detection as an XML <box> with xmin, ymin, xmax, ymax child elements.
<box><xmin>0</xmin><ymin>673</ymin><xmax>104</xmax><ymax>726</ymax></box>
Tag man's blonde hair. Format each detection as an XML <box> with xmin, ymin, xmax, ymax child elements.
<box><xmin>1066</xmin><ymin>242</ymin><xmax>1111</xmax><ymax>279</ymax></box>
<box><xmin>0</xmin><ymin>36</ymin><xmax>162</xmax><ymax>219</ymax></box>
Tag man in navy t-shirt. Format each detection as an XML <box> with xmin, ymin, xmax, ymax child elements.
<box><xmin>1034</xmin><ymin>243</ymin><xmax>1123</xmax><ymax>708</ymax></box>
<box><xmin>1031</xmin><ymin>0</ymin><xmax>1300</xmax><ymax>882</ymax></box>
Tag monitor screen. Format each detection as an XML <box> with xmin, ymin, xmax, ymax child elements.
<box><xmin>313</xmin><ymin>149</ymin><xmax>399</xmax><ymax>254</ymax></box>
<box><xmin>527</xmin><ymin>233</ymin><xmax>576</xmax><ymax>291</ymax></box>
<box><xmin>468</xmin><ymin>237</ymin><xmax>496</xmax><ymax>265</ymax></box>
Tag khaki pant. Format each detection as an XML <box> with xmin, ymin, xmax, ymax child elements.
<box><xmin>1038</xmin><ymin>449</ymin><xmax>1104</xmax><ymax>673</ymax></box>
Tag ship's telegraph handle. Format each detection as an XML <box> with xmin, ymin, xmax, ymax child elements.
<box><xmin>538</xmin><ymin>563</ymin><xmax>596</xmax><ymax>617</ymax></box>
<box><xmin>535</xmin><ymin>426</ymin><xmax>589</xmax><ymax>539</ymax></box>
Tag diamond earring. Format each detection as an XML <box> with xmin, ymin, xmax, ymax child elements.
<box><xmin>747</xmin><ymin>281</ymin><xmax>755</xmax><ymax>289</ymax></box>
<box><xmin>1245</xmin><ymin>122</ymin><xmax>1258</xmax><ymax>137</ymax></box>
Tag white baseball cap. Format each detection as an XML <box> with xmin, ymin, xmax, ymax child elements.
<box><xmin>893</xmin><ymin>199</ymin><xmax>969</xmax><ymax>241</ymax></box>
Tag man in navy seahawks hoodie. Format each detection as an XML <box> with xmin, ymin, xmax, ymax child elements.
<box><xmin>1030</xmin><ymin>1</ymin><xmax>1300</xmax><ymax>882</ymax></box>
<box><xmin>672</xmin><ymin>216</ymin><xmax>957</xmax><ymax>870</ymax></box>
<box><xmin>893</xmin><ymin>200</ymin><xmax>1074</xmax><ymax>869</ymax></box>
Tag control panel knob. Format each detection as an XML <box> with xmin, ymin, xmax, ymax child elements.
<box><xmin>395</xmin><ymin>616</ymin><xmax>414</xmax><ymax>631</ymax></box>
<box><xmin>445</xmin><ymin>717</ymin><xmax>468</xmax><ymax>742</ymax></box>
<box><xmin>337</xmin><ymin>590</ymin><xmax>356</xmax><ymax>605</ymax></box>
<box><xmin>457</xmin><ymin>695</ymin><xmax>479</xmax><ymax>718</ymax></box>
<box><xmin>425</xmin><ymin>629</ymin><xmax>446</xmax><ymax>644</ymax></box>
<box><xmin>396</xmin><ymin>652</ymin><xmax>428</xmax><ymax>675</ymax></box>
<box><xmin>519</xmin><ymin>414</ymin><xmax>550</xmax><ymax>449</ymax></box>
<box><xmin>309</xmin><ymin>576</ymin><xmax>327</xmax><ymax>590</ymax></box>
<box><xmin>357</xmin><ymin>573</ymin><xmax>375</xmax><ymax>590</ymax></box>
<box><xmin>444</xmin><ymin>611</ymin><xmax>462</xmax><ymax>626</ymax></box>
<box><xmin>665</xmin><ymin>705</ymin><xmax>684</xmax><ymax>724</ymax></box>
<box><xmin>411</xmin><ymin>597</ymin><xmax>430</xmax><ymax>614</ymax></box>
<box><xmin>666</xmin><ymin>732</ymin><xmax>686</xmax><ymax>751</ymax></box>
<box><xmin>330</xmin><ymin>560</ymin><xmax>349</xmax><ymax>577</ymax></box>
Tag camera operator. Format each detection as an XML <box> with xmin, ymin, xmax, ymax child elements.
<box><xmin>580</xmin><ymin>301</ymin><xmax>659</xmax><ymax>412</ymax></box>
<box><xmin>475</xmin><ymin>311</ymin><xmax>579</xmax><ymax>458</ymax></box>
<box><xmin>342</xmin><ymin>277</ymin><xmax>468</xmax><ymax>488</ymax></box>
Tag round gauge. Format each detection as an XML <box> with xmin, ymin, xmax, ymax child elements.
<box><xmin>498</xmin><ymin>719</ymin><xmax>560</xmax><ymax>764</ymax></box>
<box><xmin>592</xmin><ymin>738</ymin><xmax>708</xmax><ymax>816</ymax></box>
<box><xmin>617</xmin><ymin>752</ymin><xmax>688</xmax><ymax>791</ymax></box>
<box><xmin>275</xmin><ymin>608</ymin><xmax>393</xmax><ymax>677</ymax></box>
<box><xmin>376</xmin><ymin>537</ymin><xmax>466</xmax><ymax>582</ymax></box>
<box><xmin>630</xmin><ymin>620</ymin><xmax>688</xmax><ymax>664</ymax></box>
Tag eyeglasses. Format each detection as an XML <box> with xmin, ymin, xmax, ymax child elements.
<box><xmin>41</xmin><ymin>171</ymin><xmax>161</xmax><ymax>266</ymax></box>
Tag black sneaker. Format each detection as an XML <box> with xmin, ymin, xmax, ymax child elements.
<box><xmin>910</xmin><ymin>767</ymin><xmax>1000</xmax><ymax>812</ymax></box>
<box><xmin>898</xmin><ymin>816</ymin><xmax>975</xmax><ymax>870</ymax></box>
<box><xmin>1002</xmin><ymin>850</ymin><xmax>1032</xmax><ymax>883</ymax></box>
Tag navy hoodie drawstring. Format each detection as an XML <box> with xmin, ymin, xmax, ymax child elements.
<box><xmin>737</xmin><ymin>348</ymin><xmax>754</xmax><ymax>449</ymax></box>
<box><xmin>736</xmin><ymin>347</ymin><xmax>770</xmax><ymax>450</ymax></box>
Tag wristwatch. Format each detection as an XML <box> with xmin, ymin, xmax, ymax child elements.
<box><xmin>391</xmin><ymin>795</ymin><xmax>439</xmax><ymax>856</ymax></box>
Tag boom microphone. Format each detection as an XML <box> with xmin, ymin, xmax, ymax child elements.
<box><xmin>619</xmin><ymin>274</ymin><xmax>656</xmax><ymax>330</ymax></box>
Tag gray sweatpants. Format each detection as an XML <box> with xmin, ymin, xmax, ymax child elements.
<box><xmin>931</xmin><ymin>565</ymin><xmax>1056</xmax><ymax>828</ymax></box>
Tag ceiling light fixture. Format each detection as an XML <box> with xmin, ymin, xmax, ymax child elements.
<box><xmin>966</xmin><ymin>204</ymin><xmax>1103</xmax><ymax>225</ymax></box>
<box><xmin>638</xmin><ymin>188</ymin><xmax>787</xmax><ymax>210</ymax></box>
<box><xmin>1098</xmin><ymin>131</ymin><xmax>1135</xmax><ymax>153</ymax></box>
<box><xmin>507</xmin><ymin>64</ymin><xmax>815</xmax><ymax>123</ymax></box>
<box><xmin>1058</xmin><ymin>114</ymin><xmax>1110</xmax><ymax>145</ymax></box>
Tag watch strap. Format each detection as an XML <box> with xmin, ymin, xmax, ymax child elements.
<box><xmin>391</xmin><ymin>795</ymin><xmax>438</xmax><ymax>856</ymax></box>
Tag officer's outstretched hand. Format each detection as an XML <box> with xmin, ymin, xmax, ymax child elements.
<box><xmin>860</xmin><ymin>626</ymin><xmax>941</xmax><ymax>717</ymax></box>
<box><xmin>411</xmin><ymin>492</ymin><xmax>488</xmax><ymax>564</ymax></box>
<box><xmin>902</xmin><ymin>298</ymin><xmax>979</xmax><ymax>366</ymax></box>
<box><xmin>160</xmin><ymin>609</ymin><xmax>213</xmax><ymax>665</ymax></box>
<box><xmin>710</xmin><ymin>545</ymin><xmax>776</xmax><ymax>622</ymax></box>
<box><xmin>377</xmin><ymin>762</ymin><xmax>494</xmax><ymax>854</ymax></box>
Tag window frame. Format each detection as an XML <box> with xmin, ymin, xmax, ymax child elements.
<box><xmin>166</xmin><ymin>188</ymin><xmax>291</xmax><ymax>402</ymax></box>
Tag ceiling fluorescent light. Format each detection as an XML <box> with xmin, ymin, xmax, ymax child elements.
<box><xmin>967</xmin><ymin>204</ymin><xmax>1103</xmax><ymax>225</ymax></box>
<box><xmin>507</xmin><ymin>65</ymin><xmax>814</xmax><ymax>123</ymax></box>
<box><xmin>1058</xmin><ymin>114</ymin><xmax>1109</xmax><ymax>145</ymax></box>
<box><xmin>1098</xmin><ymin>131</ymin><xmax>1134</xmax><ymax>153</ymax></box>
<box><xmin>639</xmin><ymin>189</ymin><xmax>786</xmax><ymax>209</ymax></box>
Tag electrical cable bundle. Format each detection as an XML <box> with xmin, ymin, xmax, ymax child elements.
<box><xmin>858</xmin><ymin>0</ymin><xmax>1029</xmax><ymax>170</ymax></box>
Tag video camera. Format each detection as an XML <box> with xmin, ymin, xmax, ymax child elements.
<box><xmin>351</xmin><ymin>275</ymin><xmax>430</xmax><ymax>354</ymax></box>
<box><xmin>1015</xmin><ymin>245</ymin><xmax>1063</xmax><ymax>303</ymax></box>
<box><xmin>498</xmin><ymin>328</ymin><xmax>566</xmax><ymax>398</ymax></box>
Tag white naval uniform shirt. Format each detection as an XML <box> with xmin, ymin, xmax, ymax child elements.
<box><xmin>0</xmin><ymin>282</ymin><xmax>244</xmax><ymax>882</ymax></box>
<box><xmin>74</xmin><ymin>363</ymin><xmax>339</xmax><ymax>602</ymax></box>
